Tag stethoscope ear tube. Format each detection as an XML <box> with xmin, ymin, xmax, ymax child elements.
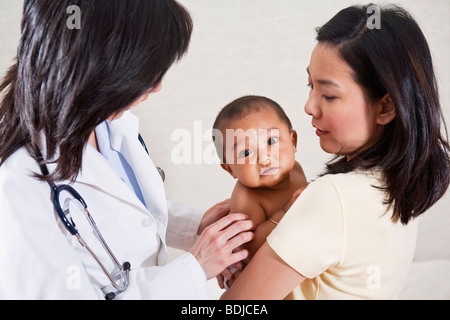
<box><xmin>52</xmin><ymin>185</ymin><xmax>86</xmax><ymax>236</ymax></box>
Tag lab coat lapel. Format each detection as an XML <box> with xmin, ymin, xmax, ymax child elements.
<box><xmin>35</xmin><ymin>131</ymin><xmax>144</xmax><ymax>213</ymax></box>
<box><xmin>107</xmin><ymin>113</ymin><xmax>169</xmax><ymax>263</ymax></box>
<box><xmin>77</xmin><ymin>144</ymin><xmax>150</xmax><ymax>215</ymax></box>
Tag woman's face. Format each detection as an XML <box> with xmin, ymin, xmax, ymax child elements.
<box><xmin>304</xmin><ymin>44</ymin><xmax>382</xmax><ymax>159</ymax></box>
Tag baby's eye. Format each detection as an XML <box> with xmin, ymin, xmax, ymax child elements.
<box><xmin>268</xmin><ymin>137</ymin><xmax>279</xmax><ymax>146</ymax></box>
<box><xmin>239</xmin><ymin>150</ymin><xmax>252</xmax><ymax>158</ymax></box>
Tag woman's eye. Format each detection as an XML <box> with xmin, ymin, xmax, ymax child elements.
<box><xmin>239</xmin><ymin>150</ymin><xmax>252</xmax><ymax>158</ymax></box>
<box><xmin>322</xmin><ymin>95</ymin><xmax>337</xmax><ymax>101</ymax></box>
<box><xmin>268</xmin><ymin>137</ymin><xmax>279</xmax><ymax>146</ymax></box>
<box><xmin>307</xmin><ymin>83</ymin><xmax>313</xmax><ymax>90</ymax></box>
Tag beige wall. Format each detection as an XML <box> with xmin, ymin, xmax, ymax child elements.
<box><xmin>1</xmin><ymin>0</ymin><xmax>449</xmax><ymax>263</ymax></box>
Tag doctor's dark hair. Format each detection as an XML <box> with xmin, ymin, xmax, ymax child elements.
<box><xmin>0</xmin><ymin>0</ymin><xmax>193</xmax><ymax>182</ymax></box>
<box><xmin>316</xmin><ymin>4</ymin><xmax>450</xmax><ymax>224</ymax></box>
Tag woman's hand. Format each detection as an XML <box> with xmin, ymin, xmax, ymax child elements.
<box><xmin>197</xmin><ymin>199</ymin><xmax>231</xmax><ymax>236</ymax></box>
<box><xmin>190</xmin><ymin>213</ymin><xmax>255</xmax><ymax>280</ymax></box>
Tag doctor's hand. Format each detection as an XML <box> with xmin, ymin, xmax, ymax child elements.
<box><xmin>197</xmin><ymin>199</ymin><xmax>231</xmax><ymax>236</ymax></box>
<box><xmin>190</xmin><ymin>213</ymin><xmax>255</xmax><ymax>280</ymax></box>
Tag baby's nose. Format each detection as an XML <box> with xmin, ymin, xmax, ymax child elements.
<box><xmin>259</xmin><ymin>156</ymin><xmax>271</xmax><ymax>166</ymax></box>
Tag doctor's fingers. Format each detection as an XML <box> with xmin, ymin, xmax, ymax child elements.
<box><xmin>216</xmin><ymin>198</ymin><xmax>231</xmax><ymax>207</ymax></box>
<box><xmin>207</xmin><ymin>213</ymin><xmax>252</xmax><ymax>233</ymax></box>
<box><xmin>217</xmin><ymin>220</ymin><xmax>255</xmax><ymax>249</ymax></box>
<box><xmin>225</xmin><ymin>229</ymin><xmax>255</xmax><ymax>254</ymax></box>
<box><xmin>198</xmin><ymin>199</ymin><xmax>233</xmax><ymax>235</ymax></box>
<box><xmin>206</xmin><ymin>198</ymin><xmax>231</xmax><ymax>217</ymax></box>
<box><xmin>223</xmin><ymin>215</ymin><xmax>255</xmax><ymax>235</ymax></box>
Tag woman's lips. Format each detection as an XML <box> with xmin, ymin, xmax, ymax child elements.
<box><xmin>312</xmin><ymin>123</ymin><xmax>328</xmax><ymax>137</ymax></box>
<box><xmin>314</xmin><ymin>127</ymin><xmax>328</xmax><ymax>137</ymax></box>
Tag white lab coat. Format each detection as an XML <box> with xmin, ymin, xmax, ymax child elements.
<box><xmin>0</xmin><ymin>112</ymin><xmax>208</xmax><ymax>300</ymax></box>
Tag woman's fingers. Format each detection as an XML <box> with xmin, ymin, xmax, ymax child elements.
<box><xmin>190</xmin><ymin>213</ymin><xmax>254</xmax><ymax>280</ymax></box>
<box><xmin>213</xmin><ymin>213</ymin><xmax>251</xmax><ymax>232</ymax></box>
<box><xmin>226</xmin><ymin>230</ymin><xmax>254</xmax><ymax>253</ymax></box>
<box><xmin>197</xmin><ymin>199</ymin><xmax>232</xmax><ymax>235</ymax></box>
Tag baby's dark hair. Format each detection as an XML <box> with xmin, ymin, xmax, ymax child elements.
<box><xmin>212</xmin><ymin>95</ymin><xmax>293</xmax><ymax>163</ymax></box>
<box><xmin>213</xmin><ymin>95</ymin><xmax>293</xmax><ymax>133</ymax></box>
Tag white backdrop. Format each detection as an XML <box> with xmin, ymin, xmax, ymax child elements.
<box><xmin>1</xmin><ymin>0</ymin><xmax>449</xmax><ymax>298</ymax></box>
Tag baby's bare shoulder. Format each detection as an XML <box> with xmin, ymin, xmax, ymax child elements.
<box><xmin>230</xmin><ymin>182</ymin><xmax>267</xmax><ymax>224</ymax></box>
<box><xmin>293</xmin><ymin>161</ymin><xmax>308</xmax><ymax>186</ymax></box>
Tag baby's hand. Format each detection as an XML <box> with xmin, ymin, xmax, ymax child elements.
<box><xmin>217</xmin><ymin>262</ymin><xmax>244</xmax><ymax>290</ymax></box>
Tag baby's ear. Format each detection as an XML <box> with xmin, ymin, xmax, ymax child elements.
<box><xmin>290</xmin><ymin>130</ymin><xmax>298</xmax><ymax>151</ymax></box>
<box><xmin>221</xmin><ymin>163</ymin><xmax>236</xmax><ymax>179</ymax></box>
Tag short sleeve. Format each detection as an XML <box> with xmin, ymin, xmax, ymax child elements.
<box><xmin>267</xmin><ymin>175</ymin><xmax>344</xmax><ymax>279</ymax></box>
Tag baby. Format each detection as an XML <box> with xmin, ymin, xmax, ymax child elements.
<box><xmin>213</xmin><ymin>95</ymin><xmax>307</xmax><ymax>287</ymax></box>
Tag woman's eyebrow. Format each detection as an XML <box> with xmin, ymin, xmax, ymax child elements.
<box><xmin>306</xmin><ymin>67</ymin><xmax>341</xmax><ymax>88</ymax></box>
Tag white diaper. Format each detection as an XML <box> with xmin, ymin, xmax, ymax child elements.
<box><xmin>224</xmin><ymin>265</ymin><xmax>240</xmax><ymax>290</ymax></box>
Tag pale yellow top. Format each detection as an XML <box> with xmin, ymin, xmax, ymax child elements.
<box><xmin>267</xmin><ymin>171</ymin><xmax>419</xmax><ymax>300</ymax></box>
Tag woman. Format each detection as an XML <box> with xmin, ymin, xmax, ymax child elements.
<box><xmin>221</xmin><ymin>4</ymin><xmax>450</xmax><ymax>300</ymax></box>
<box><xmin>0</xmin><ymin>0</ymin><xmax>253</xmax><ymax>300</ymax></box>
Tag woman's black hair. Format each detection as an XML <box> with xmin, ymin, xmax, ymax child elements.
<box><xmin>0</xmin><ymin>0</ymin><xmax>193</xmax><ymax>182</ymax></box>
<box><xmin>316</xmin><ymin>4</ymin><xmax>450</xmax><ymax>224</ymax></box>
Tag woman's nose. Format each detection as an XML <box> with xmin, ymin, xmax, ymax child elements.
<box><xmin>151</xmin><ymin>82</ymin><xmax>162</xmax><ymax>93</ymax></box>
<box><xmin>304</xmin><ymin>96</ymin><xmax>321</xmax><ymax>118</ymax></box>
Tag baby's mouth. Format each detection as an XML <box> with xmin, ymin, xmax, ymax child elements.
<box><xmin>260</xmin><ymin>167</ymin><xmax>279</xmax><ymax>176</ymax></box>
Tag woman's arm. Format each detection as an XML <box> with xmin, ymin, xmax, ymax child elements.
<box><xmin>221</xmin><ymin>241</ymin><xmax>305</xmax><ymax>300</ymax></box>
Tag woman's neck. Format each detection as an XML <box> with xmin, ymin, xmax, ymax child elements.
<box><xmin>88</xmin><ymin>130</ymin><xmax>99</xmax><ymax>152</ymax></box>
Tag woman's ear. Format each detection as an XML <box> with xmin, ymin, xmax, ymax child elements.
<box><xmin>375</xmin><ymin>94</ymin><xmax>396</xmax><ymax>125</ymax></box>
<box><xmin>221</xmin><ymin>163</ymin><xmax>236</xmax><ymax>179</ymax></box>
<box><xmin>290</xmin><ymin>130</ymin><xmax>298</xmax><ymax>152</ymax></box>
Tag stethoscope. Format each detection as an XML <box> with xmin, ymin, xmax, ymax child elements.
<box><xmin>33</xmin><ymin>134</ymin><xmax>164</xmax><ymax>300</ymax></box>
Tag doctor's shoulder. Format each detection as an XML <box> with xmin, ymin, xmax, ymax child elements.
<box><xmin>1</xmin><ymin>145</ymin><xmax>39</xmax><ymax>174</ymax></box>
<box><xmin>0</xmin><ymin>146</ymin><xmax>49</xmax><ymax>205</ymax></box>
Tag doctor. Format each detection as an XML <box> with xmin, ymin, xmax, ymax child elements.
<box><xmin>0</xmin><ymin>0</ymin><xmax>254</xmax><ymax>299</ymax></box>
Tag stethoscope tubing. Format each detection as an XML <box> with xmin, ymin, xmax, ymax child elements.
<box><xmin>32</xmin><ymin>143</ymin><xmax>131</xmax><ymax>299</ymax></box>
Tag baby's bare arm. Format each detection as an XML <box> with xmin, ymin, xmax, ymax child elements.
<box><xmin>231</xmin><ymin>183</ymin><xmax>308</xmax><ymax>263</ymax></box>
<box><xmin>230</xmin><ymin>185</ymin><xmax>268</xmax><ymax>262</ymax></box>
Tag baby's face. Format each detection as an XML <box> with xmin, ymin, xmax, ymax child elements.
<box><xmin>221</xmin><ymin>107</ymin><xmax>297</xmax><ymax>188</ymax></box>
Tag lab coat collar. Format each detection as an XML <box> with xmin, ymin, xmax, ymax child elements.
<box><xmin>36</xmin><ymin>112</ymin><xmax>169</xmax><ymax>264</ymax></box>
<box><xmin>105</xmin><ymin>112</ymin><xmax>168</xmax><ymax>224</ymax></box>
<box><xmin>34</xmin><ymin>130</ymin><xmax>151</xmax><ymax>227</ymax></box>
<box><xmin>77</xmin><ymin>144</ymin><xmax>149</xmax><ymax>214</ymax></box>
<box><xmin>35</xmin><ymin>112</ymin><xmax>169</xmax><ymax>224</ymax></box>
<box><xmin>76</xmin><ymin>112</ymin><xmax>170</xmax><ymax>265</ymax></box>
